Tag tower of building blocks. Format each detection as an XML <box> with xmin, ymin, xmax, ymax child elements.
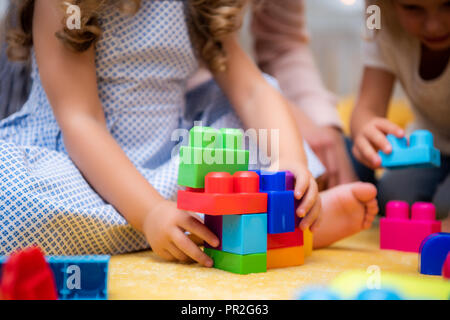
<box><xmin>0</xmin><ymin>247</ymin><xmax>57</xmax><ymax>300</ymax></box>
<box><xmin>177</xmin><ymin>126</ymin><xmax>309</xmax><ymax>274</ymax></box>
<box><xmin>380</xmin><ymin>201</ymin><xmax>442</xmax><ymax>252</ymax></box>
<box><xmin>419</xmin><ymin>233</ymin><xmax>450</xmax><ymax>276</ymax></box>
<box><xmin>379</xmin><ymin>130</ymin><xmax>441</xmax><ymax>169</ymax></box>
<box><xmin>0</xmin><ymin>252</ymin><xmax>110</xmax><ymax>300</ymax></box>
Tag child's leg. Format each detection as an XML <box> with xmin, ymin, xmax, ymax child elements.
<box><xmin>431</xmin><ymin>155</ymin><xmax>450</xmax><ymax>222</ymax></box>
<box><xmin>377</xmin><ymin>166</ymin><xmax>447</xmax><ymax>215</ymax></box>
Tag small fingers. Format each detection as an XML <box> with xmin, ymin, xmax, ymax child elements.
<box><xmin>296</xmin><ymin>177</ymin><xmax>319</xmax><ymax>218</ymax></box>
<box><xmin>172</xmin><ymin>229</ymin><xmax>214</xmax><ymax>267</ymax></box>
<box><xmin>180</xmin><ymin>215</ymin><xmax>219</xmax><ymax>248</ymax></box>
<box><xmin>354</xmin><ymin>136</ymin><xmax>381</xmax><ymax>168</ymax></box>
<box><xmin>167</xmin><ymin>242</ymin><xmax>193</xmax><ymax>263</ymax></box>
<box><xmin>299</xmin><ymin>194</ymin><xmax>322</xmax><ymax>231</ymax></box>
<box><xmin>364</xmin><ymin>127</ymin><xmax>393</xmax><ymax>154</ymax></box>
<box><xmin>375</xmin><ymin>119</ymin><xmax>404</xmax><ymax>137</ymax></box>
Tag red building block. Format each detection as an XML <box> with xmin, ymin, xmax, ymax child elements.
<box><xmin>267</xmin><ymin>228</ymin><xmax>303</xmax><ymax>250</ymax></box>
<box><xmin>0</xmin><ymin>247</ymin><xmax>58</xmax><ymax>300</ymax></box>
<box><xmin>177</xmin><ymin>171</ymin><xmax>267</xmax><ymax>215</ymax></box>
<box><xmin>443</xmin><ymin>253</ymin><xmax>450</xmax><ymax>280</ymax></box>
<box><xmin>380</xmin><ymin>201</ymin><xmax>441</xmax><ymax>253</ymax></box>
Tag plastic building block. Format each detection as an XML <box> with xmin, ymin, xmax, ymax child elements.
<box><xmin>222</xmin><ymin>214</ymin><xmax>267</xmax><ymax>255</ymax></box>
<box><xmin>380</xmin><ymin>201</ymin><xmax>441</xmax><ymax>252</ymax></box>
<box><xmin>303</xmin><ymin>228</ymin><xmax>314</xmax><ymax>257</ymax></box>
<box><xmin>267</xmin><ymin>246</ymin><xmax>304</xmax><ymax>269</ymax></box>
<box><xmin>443</xmin><ymin>253</ymin><xmax>450</xmax><ymax>280</ymax></box>
<box><xmin>203</xmin><ymin>248</ymin><xmax>267</xmax><ymax>274</ymax></box>
<box><xmin>419</xmin><ymin>232</ymin><xmax>450</xmax><ymax>276</ymax></box>
<box><xmin>253</xmin><ymin>170</ymin><xmax>295</xmax><ymax>234</ymax></box>
<box><xmin>178</xmin><ymin>127</ymin><xmax>249</xmax><ymax>188</ymax></box>
<box><xmin>0</xmin><ymin>247</ymin><xmax>58</xmax><ymax>300</ymax></box>
<box><xmin>379</xmin><ymin>130</ymin><xmax>441</xmax><ymax>169</ymax></box>
<box><xmin>296</xmin><ymin>286</ymin><xmax>340</xmax><ymax>300</ymax></box>
<box><xmin>267</xmin><ymin>228</ymin><xmax>303</xmax><ymax>250</ymax></box>
<box><xmin>355</xmin><ymin>288</ymin><xmax>403</xmax><ymax>300</ymax></box>
<box><xmin>46</xmin><ymin>255</ymin><xmax>109</xmax><ymax>300</ymax></box>
<box><xmin>204</xmin><ymin>215</ymin><xmax>223</xmax><ymax>250</ymax></box>
<box><xmin>1</xmin><ymin>254</ymin><xmax>110</xmax><ymax>300</ymax></box>
<box><xmin>330</xmin><ymin>270</ymin><xmax>450</xmax><ymax>300</ymax></box>
<box><xmin>177</xmin><ymin>171</ymin><xmax>267</xmax><ymax>215</ymax></box>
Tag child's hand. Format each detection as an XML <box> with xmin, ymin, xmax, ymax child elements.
<box><xmin>143</xmin><ymin>200</ymin><xmax>219</xmax><ymax>267</ymax></box>
<box><xmin>280</xmin><ymin>163</ymin><xmax>322</xmax><ymax>232</ymax></box>
<box><xmin>352</xmin><ymin>117</ymin><xmax>404</xmax><ymax>169</ymax></box>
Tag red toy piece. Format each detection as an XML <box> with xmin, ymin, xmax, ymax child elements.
<box><xmin>380</xmin><ymin>201</ymin><xmax>441</xmax><ymax>253</ymax></box>
<box><xmin>267</xmin><ymin>228</ymin><xmax>303</xmax><ymax>250</ymax></box>
<box><xmin>442</xmin><ymin>252</ymin><xmax>450</xmax><ymax>280</ymax></box>
<box><xmin>0</xmin><ymin>247</ymin><xmax>58</xmax><ymax>300</ymax></box>
<box><xmin>177</xmin><ymin>171</ymin><xmax>267</xmax><ymax>215</ymax></box>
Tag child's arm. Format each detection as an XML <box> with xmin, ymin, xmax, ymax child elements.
<box><xmin>350</xmin><ymin>67</ymin><xmax>405</xmax><ymax>169</ymax></box>
<box><xmin>33</xmin><ymin>0</ymin><xmax>217</xmax><ymax>266</ymax></box>
<box><xmin>214</xmin><ymin>35</ymin><xmax>320</xmax><ymax>231</ymax></box>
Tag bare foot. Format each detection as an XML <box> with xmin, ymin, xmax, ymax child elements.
<box><xmin>312</xmin><ymin>182</ymin><xmax>379</xmax><ymax>249</ymax></box>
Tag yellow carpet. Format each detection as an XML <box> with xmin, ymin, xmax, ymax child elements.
<box><xmin>107</xmin><ymin>221</ymin><xmax>435</xmax><ymax>300</ymax></box>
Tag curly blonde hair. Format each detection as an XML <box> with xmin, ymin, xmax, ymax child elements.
<box><xmin>7</xmin><ymin>0</ymin><xmax>248</xmax><ymax>73</ymax></box>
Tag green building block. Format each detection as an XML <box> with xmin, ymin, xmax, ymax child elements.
<box><xmin>178</xmin><ymin>127</ymin><xmax>249</xmax><ymax>188</ymax></box>
<box><xmin>204</xmin><ymin>248</ymin><xmax>267</xmax><ymax>275</ymax></box>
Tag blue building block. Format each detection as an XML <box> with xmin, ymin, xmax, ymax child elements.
<box><xmin>419</xmin><ymin>232</ymin><xmax>450</xmax><ymax>276</ymax></box>
<box><xmin>296</xmin><ymin>286</ymin><xmax>341</xmax><ymax>300</ymax></box>
<box><xmin>222</xmin><ymin>214</ymin><xmax>267</xmax><ymax>255</ymax></box>
<box><xmin>379</xmin><ymin>130</ymin><xmax>441</xmax><ymax>169</ymax></box>
<box><xmin>253</xmin><ymin>170</ymin><xmax>295</xmax><ymax>234</ymax></box>
<box><xmin>356</xmin><ymin>288</ymin><xmax>403</xmax><ymax>300</ymax></box>
<box><xmin>0</xmin><ymin>255</ymin><xmax>110</xmax><ymax>300</ymax></box>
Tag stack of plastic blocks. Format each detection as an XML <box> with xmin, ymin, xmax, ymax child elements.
<box><xmin>380</xmin><ymin>201</ymin><xmax>441</xmax><ymax>253</ymax></box>
<box><xmin>178</xmin><ymin>171</ymin><xmax>268</xmax><ymax>274</ymax></box>
<box><xmin>253</xmin><ymin>170</ymin><xmax>306</xmax><ymax>269</ymax></box>
<box><xmin>0</xmin><ymin>251</ymin><xmax>109</xmax><ymax>300</ymax></box>
<box><xmin>419</xmin><ymin>233</ymin><xmax>450</xmax><ymax>276</ymax></box>
<box><xmin>379</xmin><ymin>129</ymin><xmax>441</xmax><ymax>169</ymax></box>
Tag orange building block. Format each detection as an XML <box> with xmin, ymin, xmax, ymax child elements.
<box><xmin>267</xmin><ymin>246</ymin><xmax>304</xmax><ymax>269</ymax></box>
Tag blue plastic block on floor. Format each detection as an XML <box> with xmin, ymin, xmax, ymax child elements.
<box><xmin>379</xmin><ymin>130</ymin><xmax>441</xmax><ymax>169</ymax></box>
<box><xmin>47</xmin><ymin>255</ymin><xmax>109</xmax><ymax>300</ymax></box>
<box><xmin>0</xmin><ymin>255</ymin><xmax>110</xmax><ymax>300</ymax></box>
<box><xmin>419</xmin><ymin>232</ymin><xmax>450</xmax><ymax>275</ymax></box>
<box><xmin>222</xmin><ymin>214</ymin><xmax>267</xmax><ymax>255</ymax></box>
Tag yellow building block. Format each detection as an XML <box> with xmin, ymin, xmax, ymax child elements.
<box><xmin>330</xmin><ymin>270</ymin><xmax>450</xmax><ymax>300</ymax></box>
<box><xmin>267</xmin><ymin>246</ymin><xmax>304</xmax><ymax>269</ymax></box>
<box><xmin>303</xmin><ymin>228</ymin><xmax>313</xmax><ymax>257</ymax></box>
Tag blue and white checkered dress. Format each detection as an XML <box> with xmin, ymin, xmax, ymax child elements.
<box><xmin>0</xmin><ymin>0</ymin><xmax>324</xmax><ymax>256</ymax></box>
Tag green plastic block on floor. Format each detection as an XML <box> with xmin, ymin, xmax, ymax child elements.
<box><xmin>204</xmin><ymin>248</ymin><xmax>267</xmax><ymax>275</ymax></box>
